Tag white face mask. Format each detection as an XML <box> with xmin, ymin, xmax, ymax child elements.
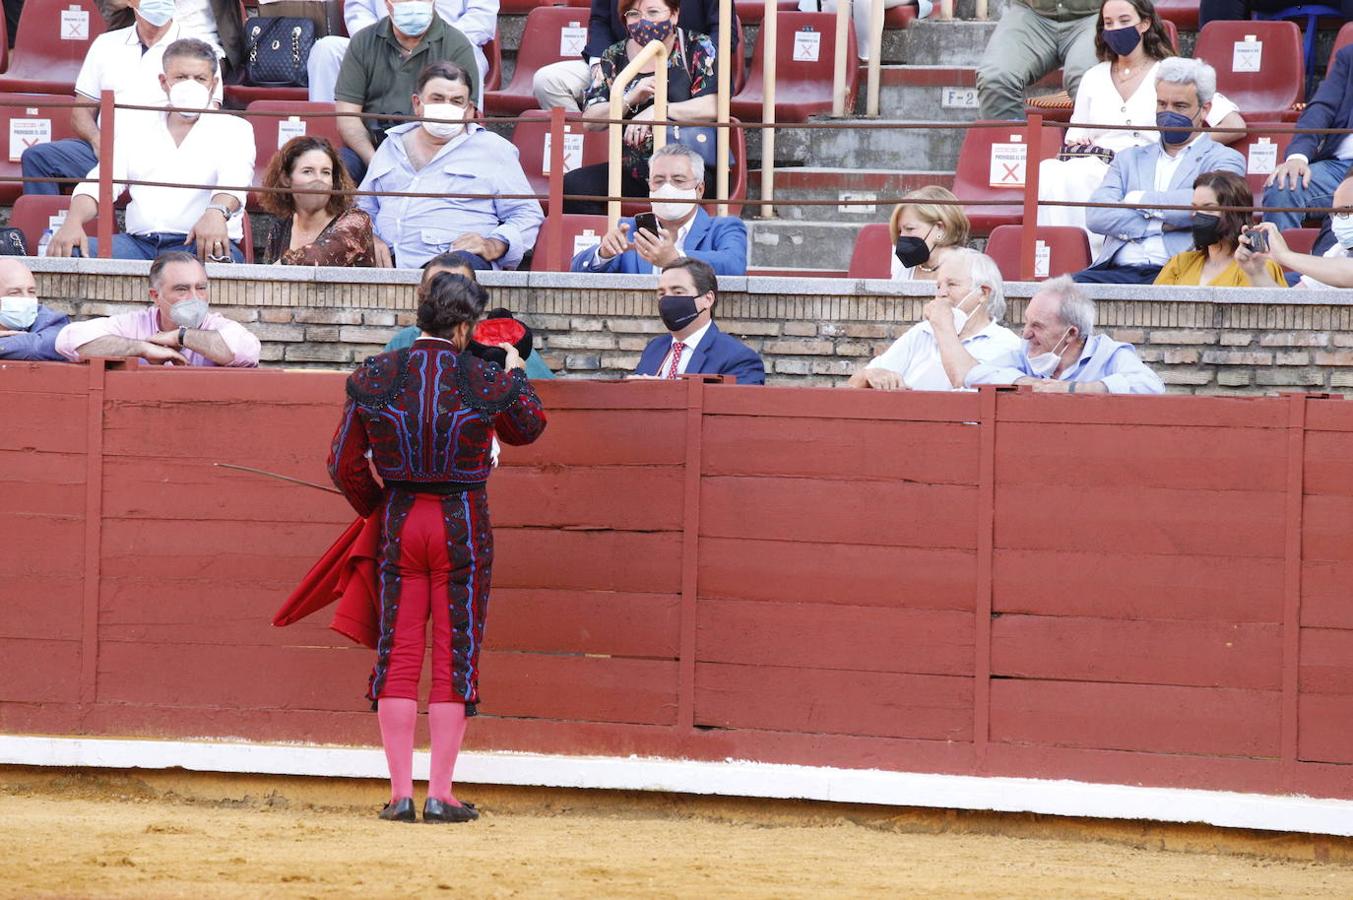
<box><xmin>650</xmin><ymin>182</ymin><xmax>699</xmax><ymax>222</ymax></box>
<box><xmin>167</xmin><ymin>79</ymin><xmax>211</xmax><ymax>119</ymax></box>
<box><xmin>949</xmin><ymin>287</ymin><xmax>984</xmax><ymax>334</ymax></box>
<box><xmin>0</xmin><ymin>296</ymin><xmax>38</xmax><ymax>330</ymax></box>
<box><xmin>1027</xmin><ymin>327</ymin><xmax>1074</xmax><ymax>377</ymax></box>
<box><xmin>168</xmin><ymin>297</ymin><xmax>209</xmax><ymax>328</ymax></box>
<box><xmin>1333</xmin><ymin>216</ymin><xmax>1353</xmax><ymax>250</ymax></box>
<box><xmin>422</xmin><ymin>102</ymin><xmax>467</xmax><ymax>139</ymax></box>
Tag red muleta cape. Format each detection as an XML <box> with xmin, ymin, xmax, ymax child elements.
<box><xmin>273</xmin><ymin>513</ymin><xmax>382</xmax><ymax>648</ymax></box>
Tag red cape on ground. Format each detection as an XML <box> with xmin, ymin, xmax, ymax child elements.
<box><xmin>273</xmin><ymin>513</ymin><xmax>382</xmax><ymax>649</ymax></box>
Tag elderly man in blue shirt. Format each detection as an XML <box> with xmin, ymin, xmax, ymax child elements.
<box><xmin>357</xmin><ymin>61</ymin><xmax>544</xmax><ymax>270</ymax></box>
<box><xmin>963</xmin><ymin>275</ymin><xmax>1164</xmax><ymax>394</ymax></box>
<box><xmin>0</xmin><ymin>259</ymin><xmax>68</xmax><ymax>362</ymax></box>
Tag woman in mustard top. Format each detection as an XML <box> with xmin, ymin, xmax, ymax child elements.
<box><xmin>1154</xmin><ymin>171</ymin><xmax>1286</xmax><ymax>288</ymax></box>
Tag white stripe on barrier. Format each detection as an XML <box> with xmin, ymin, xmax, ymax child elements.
<box><xmin>2</xmin><ymin>735</ymin><xmax>1351</xmax><ymax>837</ymax></box>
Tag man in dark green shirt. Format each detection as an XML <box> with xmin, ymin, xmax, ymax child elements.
<box><xmin>975</xmin><ymin>0</ymin><xmax>1099</xmax><ymax>121</ymax></box>
<box><xmin>334</xmin><ymin>0</ymin><xmax>480</xmax><ymax>183</ymax></box>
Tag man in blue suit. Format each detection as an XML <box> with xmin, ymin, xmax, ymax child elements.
<box><xmin>634</xmin><ymin>257</ymin><xmax>765</xmax><ymax>384</ymax></box>
<box><xmin>1263</xmin><ymin>44</ymin><xmax>1353</xmax><ymax>254</ymax></box>
<box><xmin>1077</xmin><ymin>58</ymin><xmax>1245</xmax><ymax>284</ymax></box>
<box><xmin>570</xmin><ymin>144</ymin><xmax>748</xmax><ymax>275</ymax></box>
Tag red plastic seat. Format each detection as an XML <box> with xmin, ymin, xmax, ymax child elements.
<box><xmin>951</xmin><ymin>121</ymin><xmax>1064</xmax><ymax>235</ymax></box>
<box><xmin>0</xmin><ymin>0</ymin><xmax>105</xmax><ymax>95</ymax></box>
<box><xmin>734</xmin><ymin>0</ymin><xmax>801</xmax><ymax>24</ymax></box>
<box><xmin>985</xmin><ymin>225</ymin><xmax>1092</xmax><ymax>281</ymax></box>
<box><xmin>531</xmin><ymin>212</ymin><xmax>610</xmax><ymax>270</ymax></box>
<box><xmin>846</xmin><ymin>222</ymin><xmax>891</xmax><ymax>279</ymax></box>
<box><xmin>485</xmin><ymin>7</ymin><xmax>594</xmax><ymax>115</ymax></box>
<box><xmin>0</xmin><ymin>6</ymin><xmax>9</xmax><ymax>75</ymax></box>
<box><xmin>1233</xmin><ymin>127</ymin><xmax>1294</xmax><ymax>203</ymax></box>
<box><xmin>1329</xmin><ymin>21</ymin><xmax>1353</xmax><ymax>75</ymax></box>
<box><xmin>1195</xmin><ymin>20</ymin><xmax>1304</xmax><ymax>121</ymax></box>
<box><xmin>0</xmin><ymin>92</ymin><xmax>86</xmax><ymax>203</ymax></box>
<box><xmin>225</xmin><ymin>84</ymin><xmax>308</xmax><ymax>107</ymax></box>
<box><xmin>242</xmin><ymin>100</ymin><xmax>345</xmax><ymax>210</ymax></box>
<box><xmin>483</xmin><ymin>34</ymin><xmax>502</xmax><ymax>92</ymax></box>
<box><xmin>498</xmin><ymin>0</ymin><xmax>589</xmax><ymax>11</ymax></box>
<box><xmin>1281</xmin><ymin>227</ymin><xmax>1320</xmax><ymax>255</ymax></box>
<box><xmin>730</xmin><ymin>12</ymin><xmax>859</xmax><ymax>123</ymax></box>
<box><xmin>9</xmin><ymin>194</ymin><xmax>94</xmax><ymax>253</ymax></box>
<box><xmin>1154</xmin><ymin>0</ymin><xmax>1198</xmax><ymax>31</ymax></box>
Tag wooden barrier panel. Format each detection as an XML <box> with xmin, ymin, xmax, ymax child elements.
<box><xmin>1</xmin><ymin>363</ymin><xmax>1351</xmax><ymax>801</ymax></box>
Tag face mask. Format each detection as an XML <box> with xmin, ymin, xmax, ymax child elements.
<box><xmin>168</xmin><ymin>80</ymin><xmax>211</xmax><ymax>119</ymax></box>
<box><xmin>168</xmin><ymin>297</ymin><xmax>209</xmax><ymax>328</ymax></box>
<box><xmin>949</xmin><ymin>288</ymin><xmax>983</xmax><ymax>334</ymax></box>
<box><xmin>1027</xmin><ymin>328</ymin><xmax>1074</xmax><ymax>378</ymax></box>
<box><xmin>894</xmin><ymin>235</ymin><xmax>931</xmax><ymax>269</ymax></box>
<box><xmin>658</xmin><ymin>294</ymin><xmax>702</xmax><ymax>332</ymax></box>
<box><xmin>136</xmin><ymin>0</ymin><xmax>175</xmax><ymax>28</ymax></box>
<box><xmin>650</xmin><ymin>182</ymin><xmax>699</xmax><ymax>222</ymax></box>
<box><xmin>1156</xmin><ymin>110</ymin><xmax>1195</xmax><ymax>146</ymax></box>
<box><xmin>1191</xmin><ymin>212</ymin><xmax>1222</xmax><ymax>250</ymax></box>
<box><xmin>628</xmin><ymin>18</ymin><xmax>674</xmax><ymax>46</ymax></box>
<box><xmin>0</xmin><ymin>296</ymin><xmax>38</xmax><ymax>330</ymax></box>
<box><xmin>1333</xmin><ymin>217</ymin><xmax>1353</xmax><ymax>250</ymax></box>
<box><xmin>422</xmin><ymin>102</ymin><xmax>466</xmax><ymax>139</ymax></box>
<box><xmin>391</xmin><ymin>0</ymin><xmax>434</xmax><ymax>36</ymax></box>
<box><xmin>1101</xmin><ymin>24</ymin><xmax>1142</xmax><ymax>57</ymax></box>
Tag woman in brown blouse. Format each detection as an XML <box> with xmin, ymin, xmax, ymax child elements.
<box><xmin>262</xmin><ymin>136</ymin><xmax>381</xmax><ymax>267</ymax></box>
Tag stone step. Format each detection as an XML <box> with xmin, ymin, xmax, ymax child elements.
<box><xmin>747</xmin><ymin>167</ymin><xmax>953</xmax><ymax>221</ymax></box>
<box><xmin>745</xmin><ymin>219</ymin><xmax>872</xmax><ymax>268</ymax></box>
<box><xmin>900</xmin><ymin>19</ymin><xmax>995</xmax><ymax>67</ymax></box>
<box><xmin>746</xmin><ymin>117</ymin><xmax>967</xmax><ymax>171</ymax></box>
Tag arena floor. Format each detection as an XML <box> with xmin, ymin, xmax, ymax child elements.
<box><xmin>3</xmin><ymin>769</ymin><xmax>1352</xmax><ymax>899</ymax></box>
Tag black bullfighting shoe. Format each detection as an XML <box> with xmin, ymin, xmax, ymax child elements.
<box><xmin>422</xmin><ymin>797</ymin><xmax>480</xmax><ymax>823</ymax></box>
<box><xmin>378</xmin><ymin>797</ymin><xmax>417</xmax><ymax>822</ymax></box>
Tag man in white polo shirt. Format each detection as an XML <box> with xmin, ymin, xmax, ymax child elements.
<box><xmin>23</xmin><ymin>0</ymin><xmax>226</xmax><ymax>197</ymax></box>
<box><xmin>45</xmin><ymin>38</ymin><xmax>255</xmax><ymax>262</ymax></box>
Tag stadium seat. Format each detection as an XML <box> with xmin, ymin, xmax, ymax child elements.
<box><xmin>243</xmin><ymin>100</ymin><xmax>345</xmax><ymax>210</ymax></box>
<box><xmin>483</xmin><ymin>34</ymin><xmax>502</xmax><ymax>93</ymax></box>
<box><xmin>1195</xmin><ymin>20</ymin><xmax>1304</xmax><ymax>121</ymax></box>
<box><xmin>1281</xmin><ymin>226</ymin><xmax>1320</xmax><ymax>255</ymax></box>
<box><xmin>1329</xmin><ymin>20</ymin><xmax>1353</xmax><ymax>75</ymax></box>
<box><xmin>9</xmin><ymin>193</ymin><xmax>93</xmax><ymax>253</ymax></box>
<box><xmin>1252</xmin><ymin>4</ymin><xmax>1343</xmax><ymax>97</ymax></box>
<box><xmin>0</xmin><ymin>0</ymin><xmax>105</xmax><ymax>95</ymax></box>
<box><xmin>984</xmin><ymin>225</ymin><xmax>1092</xmax><ymax>281</ymax></box>
<box><xmin>730</xmin><ymin>11</ymin><xmax>859</xmax><ymax>123</ymax></box>
<box><xmin>1233</xmin><ymin>127</ymin><xmax>1294</xmax><ymax>203</ymax></box>
<box><xmin>485</xmin><ymin>7</ymin><xmax>594</xmax><ymax>116</ymax></box>
<box><xmin>498</xmin><ymin>0</ymin><xmax>588</xmax><ymax>11</ymax></box>
<box><xmin>0</xmin><ymin>92</ymin><xmax>85</xmax><ymax>203</ymax></box>
<box><xmin>0</xmin><ymin>7</ymin><xmax>9</xmax><ymax>75</ymax></box>
<box><xmin>846</xmin><ymin>222</ymin><xmax>891</xmax><ymax>279</ymax></box>
<box><xmin>734</xmin><ymin>0</ymin><xmax>801</xmax><ymax>24</ymax></box>
<box><xmin>951</xmin><ymin>121</ymin><xmax>1063</xmax><ymax>235</ymax></box>
<box><xmin>530</xmin><ymin>212</ymin><xmax>609</xmax><ymax>270</ymax></box>
<box><xmin>1154</xmin><ymin>0</ymin><xmax>1198</xmax><ymax>31</ymax></box>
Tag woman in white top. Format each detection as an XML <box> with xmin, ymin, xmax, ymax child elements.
<box><xmin>887</xmin><ymin>185</ymin><xmax>972</xmax><ymax>282</ymax></box>
<box><xmin>1038</xmin><ymin>0</ymin><xmax>1247</xmax><ymax>254</ymax></box>
<box><xmin>849</xmin><ymin>248</ymin><xmax>1022</xmax><ymax>392</ymax></box>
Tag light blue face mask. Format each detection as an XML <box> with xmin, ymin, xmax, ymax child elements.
<box><xmin>390</xmin><ymin>0</ymin><xmax>434</xmax><ymax>36</ymax></box>
<box><xmin>0</xmin><ymin>296</ymin><xmax>39</xmax><ymax>330</ymax></box>
<box><xmin>135</xmin><ymin>0</ymin><xmax>175</xmax><ymax>28</ymax></box>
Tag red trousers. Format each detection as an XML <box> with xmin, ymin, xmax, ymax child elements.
<box><xmin>377</xmin><ymin>495</ymin><xmax>458</xmax><ymax>703</ymax></box>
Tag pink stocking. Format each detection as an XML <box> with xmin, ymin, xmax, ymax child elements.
<box><xmin>377</xmin><ymin>697</ymin><xmax>418</xmax><ymax>802</ymax></box>
<box><xmin>428</xmin><ymin>701</ymin><xmax>468</xmax><ymax>805</ymax></box>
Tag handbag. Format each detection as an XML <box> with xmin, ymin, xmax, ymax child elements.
<box><xmin>0</xmin><ymin>228</ymin><xmax>29</xmax><ymax>256</ymax></box>
<box><xmin>257</xmin><ymin>0</ymin><xmax>344</xmax><ymax>38</ymax></box>
<box><xmin>1056</xmin><ymin>143</ymin><xmax>1115</xmax><ymax>164</ymax></box>
<box><xmin>666</xmin><ymin>124</ymin><xmax>734</xmax><ymax>169</ymax></box>
<box><xmin>244</xmin><ymin>17</ymin><xmax>316</xmax><ymax>88</ymax></box>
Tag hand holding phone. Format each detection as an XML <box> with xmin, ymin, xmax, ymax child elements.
<box><xmin>633</xmin><ymin>212</ymin><xmax>659</xmax><ymax>236</ymax></box>
<box><xmin>1247</xmin><ymin>226</ymin><xmax>1269</xmax><ymax>254</ymax></box>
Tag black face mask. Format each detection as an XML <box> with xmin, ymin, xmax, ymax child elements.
<box><xmin>659</xmin><ymin>294</ymin><xmax>702</xmax><ymax>332</ymax></box>
<box><xmin>1102</xmin><ymin>24</ymin><xmax>1142</xmax><ymax>57</ymax></box>
<box><xmin>1191</xmin><ymin>212</ymin><xmax>1222</xmax><ymax>250</ymax></box>
<box><xmin>894</xmin><ymin>235</ymin><xmax>931</xmax><ymax>269</ymax></box>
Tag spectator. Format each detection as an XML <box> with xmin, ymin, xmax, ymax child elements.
<box><xmin>1239</xmin><ymin>180</ymin><xmax>1353</xmax><ymax>289</ymax></box>
<box><xmin>357</xmin><ymin>62</ymin><xmax>543</xmax><ymax>270</ymax></box>
<box><xmin>976</xmin><ymin>0</ymin><xmax>1099</xmax><ymax>122</ymax></box>
<box><xmin>334</xmin><ymin>0</ymin><xmax>481</xmax><ymax>184</ymax></box>
<box><xmin>1154</xmin><ymin>171</ymin><xmax>1285</xmax><ymax>287</ymax></box>
<box><xmin>0</xmin><ymin>259</ymin><xmax>69</xmax><ymax>361</ymax></box>
<box><xmin>55</xmin><ymin>250</ymin><xmax>261</xmax><ymax>367</ymax></box>
<box><xmin>964</xmin><ymin>275</ymin><xmax>1164</xmax><ymax>393</ymax></box>
<box><xmin>534</xmin><ymin>0</ymin><xmax>735</xmax><ymax>112</ymax></box>
<box><xmin>22</xmin><ymin>0</ymin><xmax>224</xmax><ymax>197</ymax></box>
<box><xmin>262</xmin><ymin>136</ymin><xmax>379</xmax><ymax>267</ymax></box>
<box><xmin>848</xmin><ymin>249</ymin><xmax>1020</xmax><ymax>391</ymax></box>
<box><xmin>1038</xmin><ymin>0</ymin><xmax>1245</xmax><ymax>253</ymax></box>
<box><xmin>570</xmin><ymin>143</ymin><xmax>746</xmax><ymax>275</ymax></box>
<box><xmin>1200</xmin><ymin>0</ymin><xmax>1353</xmax><ymax>26</ymax></box>
<box><xmin>564</xmin><ymin>0</ymin><xmax>717</xmax><ymax>214</ymax></box>
<box><xmin>633</xmin><ymin>256</ymin><xmax>764</xmax><ymax>383</ymax></box>
<box><xmin>1075</xmin><ymin>58</ymin><xmax>1244</xmax><ymax>284</ymax></box>
<box><xmin>44</xmin><ymin>39</ymin><xmax>254</xmax><ymax>263</ymax></box>
<box><xmin>101</xmin><ymin>0</ymin><xmax>245</xmax><ymax>74</ymax></box>
<box><xmin>823</xmin><ymin>0</ymin><xmax>934</xmax><ymax>62</ymax></box>
<box><xmin>309</xmin><ymin>0</ymin><xmax>497</xmax><ymax>105</ymax></box>
<box><xmin>1262</xmin><ymin>44</ymin><xmax>1353</xmax><ymax>255</ymax></box>
<box><xmin>887</xmin><ymin>186</ymin><xmax>970</xmax><ymax>282</ymax></box>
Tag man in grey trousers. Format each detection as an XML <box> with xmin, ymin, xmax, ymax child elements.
<box><xmin>976</xmin><ymin>0</ymin><xmax>1100</xmax><ymax>121</ymax></box>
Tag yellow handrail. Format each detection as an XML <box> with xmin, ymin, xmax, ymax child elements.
<box><xmin>608</xmin><ymin>38</ymin><xmax>669</xmax><ymax>227</ymax></box>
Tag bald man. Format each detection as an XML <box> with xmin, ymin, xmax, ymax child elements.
<box><xmin>0</xmin><ymin>259</ymin><xmax>68</xmax><ymax>361</ymax></box>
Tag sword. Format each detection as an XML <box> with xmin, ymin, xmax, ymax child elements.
<box><xmin>213</xmin><ymin>462</ymin><xmax>343</xmax><ymax>495</ymax></box>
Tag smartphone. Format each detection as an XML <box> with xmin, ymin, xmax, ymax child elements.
<box><xmin>1248</xmin><ymin>227</ymin><xmax>1269</xmax><ymax>254</ymax></box>
<box><xmin>633</xmin><ymin>212</ymin><xmax>658</xmax><ymax>236</ymax></box>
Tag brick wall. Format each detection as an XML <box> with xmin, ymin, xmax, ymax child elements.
<box><xmin>27</xmin><ymin>259</ymin><xmax>1353</xmax><ymax>394</ymax></box>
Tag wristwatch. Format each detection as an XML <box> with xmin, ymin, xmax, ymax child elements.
<box><xmin>205</xmin><ymin>203</ymin><xmax>231</xmax><ymax>220</ymax></box>
<box><xmin>178</xmin><ymin>326</ymin><xmax>187</xmax><ymax>348</ymax></box>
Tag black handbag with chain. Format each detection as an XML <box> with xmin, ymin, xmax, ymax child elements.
<box><xmin>244</xmin><ymin>17</ymin><xmax>316</xmax><ymax>88</ymax></box>
<box><xmin>0</xmin><ymin>228</ymin><xmax>29</xmax><ymax>256</ymax></box>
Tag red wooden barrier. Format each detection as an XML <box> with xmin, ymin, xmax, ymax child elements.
<box><xmin>1</xmin><ymin>362</ymin><xmax>1351</xmax><ymax>801</ymax></box>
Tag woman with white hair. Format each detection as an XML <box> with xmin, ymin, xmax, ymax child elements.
<box><xmin>847</xmin><ymin>248</ymin><xmax>1022</xmax><ymax>391</ymax></box>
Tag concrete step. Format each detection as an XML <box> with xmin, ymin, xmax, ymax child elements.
<box><xmin>746</xmin><ymin>117</ymin><xmax>967</xmax><ymax>171</ymax></box>
<box><xmin>854</xmin><ymin>64</ymin><xmax>978</xmax><ymax>120</ymax></box>
<box><xmin>900</xmin><ymin>19</ymin><xmax>995</xmax><ymax>66</ymax></box>
<box><xmin>746</xmin><ymin>219</ymin><xmax>866</xmax><ymax>269</ymax></box>
<box><xmin>748</xmin><ymin>167</ymin><xmax>954</xmax><ymax>221</ymax></box>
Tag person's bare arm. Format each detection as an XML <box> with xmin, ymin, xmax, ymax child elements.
<box><xmin>45</xmin><ymin>194</ymin><xmax>99</xmax><ymax>257</ymax></box>
<box><xmin>148</xmin><ymin>328</ymin><xmax>233</xmax><ymax>365</ymax></box>
<box><xmin>1209</xmin><ymin>110</ymin><xmax>1247</xmax><ymax>147</ymax></box>
<box><xmin>664</xmin><ymin>94</ymin><xmax>717</xmax><ymax>123</ymax></box>
<box><xmin>335</xmin><ymin>101</ymin><xmax>378</xmax><ymax>164</ymax></box>
<box><xmin>924</xmin><ymin>299</ymin><xmax>980</xmax><ymax>388</ymax></box>
<box><xmin>71</xmin><ymin>103</ymin><xmax>100</xmax><ymax>155</ymax></box>
<box><xmin>74</xmin><ymin>335</ymin><xmax>187</xmax><ymax>364</ymax></box>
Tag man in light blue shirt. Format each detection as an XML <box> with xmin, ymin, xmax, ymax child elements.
<box><xmin>963</xmin><ymin>275</ymin><xmax>1165</xmax><ymax>394</ymax></box>
<box><xmin>356</xmin><ymin>61</ymin><xmax>544</xmax><ymax>270</ymax></box>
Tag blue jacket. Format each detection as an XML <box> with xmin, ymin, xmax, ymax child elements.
<box><xmin>635</xmin><ymin>321</ymin><xmax>765</xmax><ymax>384</ymax></box>
<box><xmin>570</xmin><ymin>208</ymin><xmax>748</xmax><ymax>275</ymax></box>
<box><xmin>1086</xmin><ymin>135</ymin><xmax>1245</xmax><ymax>267</ymax></box>
<box><xmin>0</xmin><ymin>304</ymin><xmax>69</xmax><ymax>361</ymax></box>
<box><xmin>1290</xmin><ymin>45</ymin><xmax>1353</xmax><ymax>164</ymax></box>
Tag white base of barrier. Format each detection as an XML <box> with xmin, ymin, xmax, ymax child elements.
<box><xmin>2</xmin><ymin>735</ymin><xmax>1351</xmax><ymax>837</ymax></box>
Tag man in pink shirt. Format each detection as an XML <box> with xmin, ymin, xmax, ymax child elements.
<box><xmin>55</xmin><ymin>251</ymin><xmax>260</xmax><ymax>367</ymax></box>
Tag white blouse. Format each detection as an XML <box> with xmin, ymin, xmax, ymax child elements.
<box><xmin>1064</xmin><ymin>61</ymin><xmax>1240</xmax><ymax>154</ymax></box>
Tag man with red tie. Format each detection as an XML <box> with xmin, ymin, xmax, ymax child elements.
<box><xmin>632</xmin><ymin>257</ymin><xmax>765</xmax><ymax>385</ymax></box>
